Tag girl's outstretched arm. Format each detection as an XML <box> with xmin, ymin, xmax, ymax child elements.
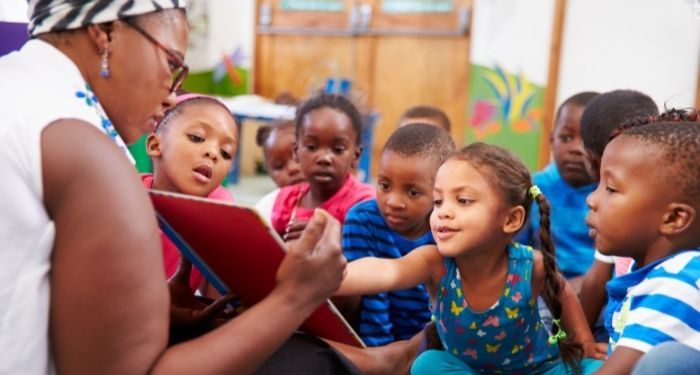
<box><xmin>336</xmin><ymin>245</ymin><xmax>442</xmax><ymax>297</ymax></box>
<box><xmin>532</xmin><ymin>252</ymin><xmax>607</xmax><ymax>360</ymax></box>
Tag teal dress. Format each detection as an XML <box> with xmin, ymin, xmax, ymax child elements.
<box><xmin>411</xmin><ymin>243</ymin><xmax>603</xmax><ymax>374</ymax></box>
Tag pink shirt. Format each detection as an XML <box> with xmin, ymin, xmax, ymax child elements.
<box><xmin>141</xmin><ymin>174</ymin><xmax>234</xmax><ymax>291</ymax></box>
<box><xmin>271</xmin><ymin>174</ymin><xmax>375</xmax><ymax>236</ymax></box>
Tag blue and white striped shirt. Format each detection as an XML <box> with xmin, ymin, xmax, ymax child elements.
<box><xmin>342</xmin><ymin>199</ymin><xmax>433</xmax><ymax>346</ymax></box>
<box><xmin>605</xmin><ymin>250</ymin><xmax>700</xmax><ymax>354</ymax></box>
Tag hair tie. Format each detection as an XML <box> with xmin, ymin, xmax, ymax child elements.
<box><xmin>529</xmin><ymin>185</ymin><xmax>542</xmax><ymax>200</ymax></box>
<box><xmin>548</xmin><ymin>319</ymin><xmax>568</xmax><ymax>345</ymax></box>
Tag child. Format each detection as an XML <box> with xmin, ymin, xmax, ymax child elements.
<box><xmin>256</xmin><ymin>120</ymin><xmax>304</xmax><ymax>188</ymax></box>
<box><xmin>577</xmin><ymin>90</ymin><xmax>659</xmax><ymax>332</ymax></box>
<box><xmin>585</xmin><ymin>121</ymin><xmax>700</xmax><ymax>373</ymax></box>
<box><xmin>271</xmin><ymin>93</ymin><xmax>375</xmax><ymax>240</ymax></box>
<box><xmin>517</xmin><ymin>92</ymin><xmax>599</xmax><ymax>283</ymax></box>
<box><xmin>397</xmin><ymin>105</ymin><xmax>452</xmax><ymax>132</ymax></box>
<box><xmin>144</xmin><ymin>94</ymin><xmax>238</xmax><ymax>291</ymax></box>
<box><xmin>342</xmin><ymin>123</ymin><xmax>456</xmax><ymax>346</ymax></box>
<box><xmin>338</xmin><ymin>143</ymin><xmax>604</xmax><ymax>373</ymax></box>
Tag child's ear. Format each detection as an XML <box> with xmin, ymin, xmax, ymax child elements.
<box><xmin>354</xmin><ymin>144</ymin><xmax>363</xmax><ymax>162</ymax></box>
<box><xmin>503</xmin><ymin>205</ymin><xmax>526</xmax><ymax>234</ymax></box>
<box><xmin>659</xmin><ymin>203</ymin><xmax>696</xmax><ymax>236</ymax></box>
<box><xmin>146</xmin><ymin>133</ymin><xmax>162</xmax><ymax>158</ymax></box>
<box><xmin>292</xmin><ymin>141</ymin><xmax>299</xmax><ymax>162</ymax></box>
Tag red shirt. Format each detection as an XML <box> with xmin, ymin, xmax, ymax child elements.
<box><xmin>271</xmin><ymin>174</ymin><xmax>375</xmax><ymax>236</ymax></box>
<box><xmin>141</xmin><ymin>174</ymin><xmax>234</xmax><ymax>291</ymax></box>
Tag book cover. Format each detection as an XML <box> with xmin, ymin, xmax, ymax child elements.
<box><xmin>149</xmin><ymin>190</ymin><xmax>365</xmax><ymax>348</ymax></box>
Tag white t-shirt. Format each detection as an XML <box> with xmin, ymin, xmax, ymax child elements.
<box><xmin>254</xmin><ymin>188</ymin><xmax>280</xmax><ymax>226</ymax></box>
<box><xmin>0</xmin><ymin>39</ymin><xmax>128</xmax><ymax>373</ymax></box>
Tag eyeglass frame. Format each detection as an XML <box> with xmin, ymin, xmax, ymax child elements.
<box><xmin>121</xmin><ymin>17</ymin><xmax>189</xmax><ymax>93</ymax></box>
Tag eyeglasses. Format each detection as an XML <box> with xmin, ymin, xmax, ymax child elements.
<box><xmin>122</xmin><ymin>18</ymin><xmax>189</xmax><ymax>93</ymax></box>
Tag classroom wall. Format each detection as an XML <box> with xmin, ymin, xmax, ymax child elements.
<box><xmin>557</xmin><ymin>0</ymin><xmax>700</xmax><ymax>109</ymax></box>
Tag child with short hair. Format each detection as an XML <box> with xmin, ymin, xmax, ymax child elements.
<box><xmin>585</xmin><ymin>121</ymin><xmax>700</xmax><ymax>373</ymax></box>
<box><xmin>517</xmin><ymin>92</ymin><xmax>599</xmax><ymax>284</ymax></box>
<box><xmin>577</xmin><ymin>90</ymin><xmax>659</xmax><ymax>332</ymax></box>
<box><xmin>144</xmin><ymin>94</ymin><xmax>238</xmax><ymax>291</ymax></box>
<box><xmin>271</xmin><ymin>93</ymin><xmax>375</xmax><ymax>240</ymax></box>
<box><xmin>338</xmin><ymin>143</ymin><xmax>604</xmax><ymax>373</ymax></box>
<box><xmin>256</xmin><ymin>120</ymin><xmax>304</xmax><ymax>188</ymax></box>
<box><xmin>397</xmin><ymin>105</ymin><xmax>452</xmax><ymax>132</ymax></box>
<box><xmin>342</xmin><ymin>123</ymin><xmax>456</xmax><ymax>346</ymax></box>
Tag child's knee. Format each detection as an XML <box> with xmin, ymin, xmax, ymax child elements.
<box><xmin>411</xmin><ymin>349</ymin><xmax>469</xmax><ymax>374</ymax></box>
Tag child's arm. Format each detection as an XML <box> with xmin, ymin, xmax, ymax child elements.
<box><xmin>532</xmin><ymin>252</ymin><xmax>607</xmax><ymax>360</ymax></box>
<box><xmin>336</xmin><ymin>245</ymin><xmax>442</xmax><ymax>297</ymax></box>
<box><xmin>594</xmin><ymin>347</ymin><xmax>644</xmax><ymax>374</ymax></box>
<box><xmin>579</xmin><ymin>258</ymin><xmax>613</xmax><ymax>330</ymax></box>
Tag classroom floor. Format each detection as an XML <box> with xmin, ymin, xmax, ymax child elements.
<box><xmin>225</xmin><ymin>174</ymin><xmax>277</xmax><ymax>206</ymax></box>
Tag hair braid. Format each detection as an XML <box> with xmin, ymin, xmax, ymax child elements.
<box><xmin>535</xmin><ymin>194</ymin><xmax>583</xmax><ymax>373</ymax></box>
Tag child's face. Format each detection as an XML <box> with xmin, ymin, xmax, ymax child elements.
<box><xmin>376</xmin><ymin>150</ymin><xmax>436</xmax><ymax>239</ymax></box>
<box><xmin>430</xmin><ymin>159</ymin><xmax>513</xmax><ymax>258</ymax></box>
<box><xmin>264</xmin><ymin>127</ymin><xmax>303</xmax><ymax>187</ymax></box>
<box><xmin>585</xmin><ymin>136</ymin><xmax>670</xmax><ymax>259</ymax></box>
<box><xmin>551</xmin><ymin>103</ymin><xmax>593</xmax><ymax>187</ymax></box>
<box><xmin>295</xmin><ymin>107</ymin><xmax>360</xmax><ymax>194</ymax></box>
<box><xmin>148</xmin><ymin>103</ymin><xmax>237</xmax><ymax>197</ymax></box>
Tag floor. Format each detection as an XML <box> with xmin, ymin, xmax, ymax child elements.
<box><xmin>225</xmin><ymin>174</ymin><xmax>277</xmax><ymax>206</ymax></box>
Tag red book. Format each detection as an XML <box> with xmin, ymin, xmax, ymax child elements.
<box><xmin>149</xmin><ymin>190</ymin><xmax>364</xmax><ymax>348</ymax></box>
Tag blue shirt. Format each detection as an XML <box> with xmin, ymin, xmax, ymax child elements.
<box><xmin>515</xmin><ymin>163</ymin><xmax>596</xmax><ymax>278</ymax></box>
<box><xmin>434</xmin><ymin>243</ymin><xmax>561</xmax><ymax>372</ymax></box>
<box><xmin>342</xmin><ymin>199</ymin><xmax>433</xmax><ymax>346</ymax></box>
<box><xmin>606</xmin><ymin>250</ymin><xmax>700</xmax><ymax>354</ymax></box>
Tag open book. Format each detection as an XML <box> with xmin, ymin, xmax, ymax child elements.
<box><xmin>149</xmin><ymin>190</ymin><xmax>365</xmax><ymax>348</ymax></box>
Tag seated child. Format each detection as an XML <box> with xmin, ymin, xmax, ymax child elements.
<box><xmin>342</xmin><ymin>124</ymin><xmax>455</xmax><ymax>346</ymax></box>
<box><xmin>144</xmin><ymin>94</ymin><xmax>238</xmax><ymax>291</ymax></box>
<box><xmin>397</xmin><ymin>105</ymin><xmax>451</xmax><ymax>132</ymax></box>
<box><xmin>585</xmin><ymin>121</ymin><xmax>700</xmax><ymax>373</ymax></box>
<box><xmin>577</xmin><ymin>89</ymin><xmax>659</xmax><ymax>333</ymax></box>
<box><xmin>256</xmin><ymin>120</ymin><xmax>304</xmax><ymax>188</ymax></box>
<box><xmin>338</xmin><ymin>143</ymin><xmax>605</xmax><ymax>374</ymax></box>
<box><xmin>271</xmin><ymin>93</ymin><xmax>375</xmax><ymax>240</ymax></box>
<box><xmin>516</xmin><ymin>92</ymin><xmax>600</xmax><ymax>284</ymax></box>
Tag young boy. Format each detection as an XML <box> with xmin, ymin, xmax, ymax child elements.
<box><xmin>516</xmin><ymin>92</ymin><xmax>600</xmax><ymax>284</ymax></box>
<box><xmin>577</xmin><ymin>90</ymin><xmax>659</xmax><ymax>333</ymax></box>
<box><xmin>397</xmin><ymin>105</ymin><xmax>451</xmax><ymax>132</ymax></box>
<box><xmin>585</xmin><ymin>121</ymin><xmax>700</xmax><ymax>374</ymax></box>
<box><xmin>341</xmin><ymin>124</ymin><xmax>455</xmax><ymax>346</ymax></box>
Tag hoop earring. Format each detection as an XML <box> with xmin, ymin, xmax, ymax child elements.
<box><xmin>100</xmin><ymin>48</ymin><xmax>110</xmax><ymax>78</ymax></box>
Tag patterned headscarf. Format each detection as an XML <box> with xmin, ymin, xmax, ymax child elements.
<box><xmin>27</xmin><ymin>0</ymin><xmax>187</xmax><ymax>37</ymax></box>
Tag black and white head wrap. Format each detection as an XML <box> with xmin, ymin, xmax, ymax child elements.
<box><xmin>27</xmin><ymin>0</ymin><xmax>187</xmax><ymax>37</ymax></box>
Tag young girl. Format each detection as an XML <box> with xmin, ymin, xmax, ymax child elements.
<box><xmin>271</xmin><ymin>93</ymin><xmax>375</xmax><ymax>240</ymax></box>
<box><xmin>338</xmin><ymin>143</ymin><xmax>604</xmax><ymax>374</ymax></box>
<box><xmin>144</xmin><ymin>94</ymin><xmax>238</xmax><ymax>291</ymax></box>
<box><xmin>256</xmin><ymin>120</ymin><xmax>304</xmax><ymax>188</ymax></box>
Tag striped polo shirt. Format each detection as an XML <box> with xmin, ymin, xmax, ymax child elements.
<box><xmin>606</xmin><ymin>250</ymin><xmax>700</xmax><ymax>354</ymax></box>
<box><xmin>342</xmin><ymin>199</ymin><xmax>433</xmax><ymax>346</ymax></box>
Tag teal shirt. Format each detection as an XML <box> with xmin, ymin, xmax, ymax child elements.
<box><xmin>433</xmin><ymin>243</ymin><xmax>560</xmax><ymax>373</ymax></box>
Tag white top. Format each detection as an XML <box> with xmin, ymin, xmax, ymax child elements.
<box><xmin>254</xmin><ymin>188</ymin><xmax>280</xmax><ymax>226</ymax></box>
<box><xmin>0</xmin><ymin>39</ymin><xmax>129</xmax><ymax>374</ymax></box>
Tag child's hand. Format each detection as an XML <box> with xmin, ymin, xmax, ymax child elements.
<box><xmin>582</xmin><ymin>341</ymin><xmax>608</xmax><ymax>360</ymax></box>
<box><xmin>283</xmin><ymin>220</ymin><xmax>308</xmax><ymax>242</ymax></box>
<box><xmin>168</xmin><ymin>256</ymin><xmax>237</xmax><ymax>329</ymax></box>
<box><xmin>276</xmin><ymin>209</ymin><xmax>347</xmax><ymax>311</ymax></box>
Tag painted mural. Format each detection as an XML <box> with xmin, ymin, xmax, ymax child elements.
<box><xmin>466</xmin><ymin>64</ymin><xmax>544</xmax><ymax>170</ymax></box>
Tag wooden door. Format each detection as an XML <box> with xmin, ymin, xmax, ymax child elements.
<box><xmin>254</xmin><ymin>0</ymin><xmax>473</xmax><ymax>177</ymax></box>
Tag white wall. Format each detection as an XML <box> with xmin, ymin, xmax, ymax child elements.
<box><xmin>557</xmin><ymin>0</ymin><xmax>700</xmax><ymax>109</ymax></box>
